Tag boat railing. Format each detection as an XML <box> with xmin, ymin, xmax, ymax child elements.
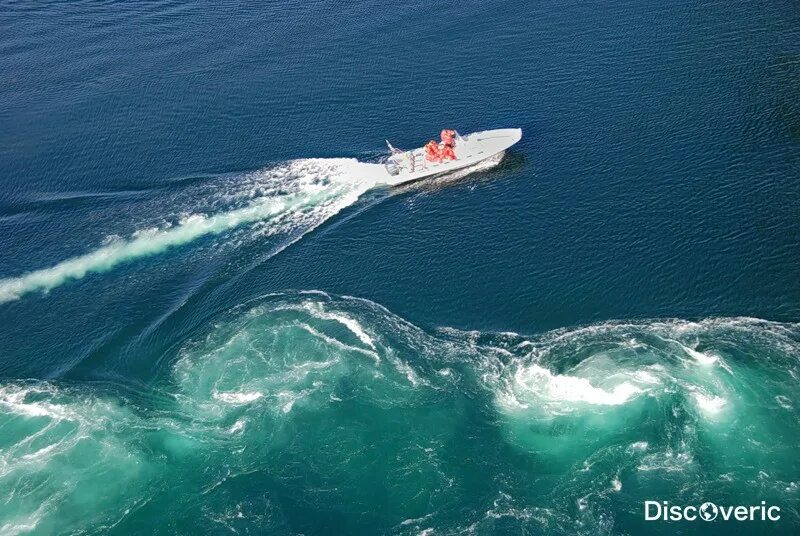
<box><xmin>384</xmin><ymin>142</ymin><xmax>425</xmax><ymax>176</ymax></box>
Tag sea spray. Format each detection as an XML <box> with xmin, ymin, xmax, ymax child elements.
<box><xmin>0</xmin><ymin>159</ymin><xmax>385</xmax><ymax>303</ymax></box>
<box><xmin>0</xmin><ymin>152</ymin><xmax>513</xmax><ymax>305</ymax></box>
<box><xmin>1</xmin><ymin>293</ymin><xmax>798</xmax><ymax>534</ymax></box>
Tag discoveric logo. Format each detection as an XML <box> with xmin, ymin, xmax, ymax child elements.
<box><xmin>699</xmin><ymin>502</ymin><xmax>718</xmax><ymax>521</ymax></box>
<box><xmin>644</xmin><ymin>501</ymin><xmax>780</xmax><ymax>522</ymax></box>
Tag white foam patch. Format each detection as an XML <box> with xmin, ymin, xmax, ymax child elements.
<box><xmin>212</xmin><ymin>391</ymin><xmax>263</xmax><ymax>405</ymax></box>
<box><xmin>277</xmin><ymin>390</ymin><xmax>303</xmax><ymax>413</ymax></box>
<box><xmin>775</xmin><ymin>395</ymin><xmax>792</xmax><ymax>410</ymax></box>
<box><xmin>682</xmin><ymin>344</ymin><xmax>719</xmax><ymax>366</ymax></box>
<box><xmin>693</xmin><ymin>392</ymin><xmax>727</xmax><ymax>417</ymax></box>
<box><xmin>499</xmin><ymin>363</ymin><xmax>644</xmax><ymax>413</ymax></box>
<box><xmin>301</xmin><ymin>302</ymin><xmax>376</xmax><ymax>349</ymax></box>
<box><xmin>0</xmin><ymin>384</ymin><xmax>80</xmax><ymax>422</ymax></box>
<box><xmin>637</xmin><ymin>449</ymin><xmax>694</xmax><ymax>472</ymax></box>
<box><xmin>295</xmin><ymin>322</ymin><xmax>379</xmax><ymax>362</ymax></box>
<box><xmin>628</xmin><ymin>441</ymin><xmax>649</xmax><ymax>452</ymax></box>
<box><xmin>20</xmin><ymin>444</ymin><xmax>59</xmax><ymax>461</ymax></box>
<box><xmin>0</xmin><ymin>158</ymin><xmax>386</xmax><ymax>303</ymax></box>
<box><xmin>0</xmin><ymin>382</ymin><xmax>156</xmax><ymax>534</ymax></box>
<box><xmin>228</xmin><ymin>419</ymin><xmax>246</xmax><ymax>434</ymax></box>
<box><xmin>1</xmin><ymin>507</ymin><xmax>48</xmax><ymax>536</ymax></box>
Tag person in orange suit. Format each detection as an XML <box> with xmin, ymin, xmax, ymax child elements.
<box><xmin>440</xmin><ymin>129</ymin><xmax>455</xmax><ymax>147</ymax></box>
<box><xmin>424</xmin><ymin>140</ymin><xmax>440</xmax><ymax>161</ymax></box>
<box><xmin>439</xmin><ymin>129</ymin><xmax>457</xmax><ymax>161</ymax></box>
<box><xmin>439</xmin><ymin>144</ymin><xmax>456</xmax><ymax>161</ymax></box>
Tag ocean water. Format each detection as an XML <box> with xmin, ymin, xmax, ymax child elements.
<box><xmin>1</xmin><ymin>1</ymin><xmax>799</xmax><ymax>534</ymax></box>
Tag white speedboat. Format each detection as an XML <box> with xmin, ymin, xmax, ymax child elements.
<box><xmin>379</xmin><ymin>128</ymin><xmax>522</xmax><ymax>187</ymax></box>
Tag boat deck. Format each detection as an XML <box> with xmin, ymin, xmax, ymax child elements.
<box><xmin>380</xmin><ymin>128</ymin><xmax>522</xmax><ymax>186</ymax></box>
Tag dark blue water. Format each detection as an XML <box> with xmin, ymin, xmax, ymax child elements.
<box><xmin>1</xmin><ymin>1</ymin><xmax>799</xmax><ymax>534</ymax></box>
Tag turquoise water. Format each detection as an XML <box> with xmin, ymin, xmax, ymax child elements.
<box><xmin>2</xmin><ymin>294</ymin><xmax>799</xmax><ymax>534</ymax></box>
<box><xmin>1</xmin><ymin>1</ymin><xmax>799</xmax><ymax>534</ymax></box>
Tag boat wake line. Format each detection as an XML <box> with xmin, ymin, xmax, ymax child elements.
<box><xmin>0</xmin><ymin>155</ymin><xmax>502</xmax><ymax>304</ymax></box>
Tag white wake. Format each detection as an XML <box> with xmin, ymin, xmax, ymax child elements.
<box><xmin>0</xmin><ymin>159</ymin><xmax>385</xmax><ymax>303</ymax></box>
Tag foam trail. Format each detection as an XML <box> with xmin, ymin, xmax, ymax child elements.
<box><xmin>0</xmin><ymin>199</ymin><xmax>289</xmax><ymax>303</ymax></box>
<box><xmin>0</xmin><ymin>159</ymin><xmax>384</xmax><ymax>303</ymax></box>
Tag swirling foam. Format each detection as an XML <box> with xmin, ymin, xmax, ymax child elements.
<box><xmin>1</xmin><ymin>295</ymin><xmax>798</xmax><ymax>534</ymax></box>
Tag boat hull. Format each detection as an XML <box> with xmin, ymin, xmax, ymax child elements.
<box><xmin>379</xmin><ymin>128</ymin><xmax>522</xmax><ymax>187</ymax></box>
